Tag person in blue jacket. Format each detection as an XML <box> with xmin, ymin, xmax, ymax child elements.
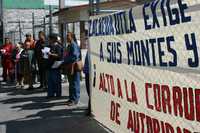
<box><xmin>64</xmin><ymin>32</ymin><xmax>81</xmax><ymax>106</ymax></box>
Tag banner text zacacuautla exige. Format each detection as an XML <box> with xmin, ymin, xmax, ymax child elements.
<box><xmin>89</xmin><ymin>0</ymin><xmax>200</xmax><ymax>132</ymax></box>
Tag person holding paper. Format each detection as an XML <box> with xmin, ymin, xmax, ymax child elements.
<box><xmin>35</xmin><ymin>31</ymin><xmax>48</xmax><ymax>89</ymax></box>
<box><xmin>47</xmin><ymin>33</ymin><xmax>63</xmax><ymax>98</ymax></box>
<box><xmin>0</xmin><ymin>38</ymin><xmax>14</xmax><ymax>82</ymax></box>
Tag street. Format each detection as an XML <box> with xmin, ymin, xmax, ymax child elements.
<box><xmin>0</xmin><ymin>69</ymin><xmax>109</xmax><ymax>133</ymax></box>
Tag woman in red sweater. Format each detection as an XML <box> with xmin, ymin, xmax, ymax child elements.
<box><xmin>0</xmin><ymin>38</ymin><xmax>14</xmax><ymax>82</ymax></box>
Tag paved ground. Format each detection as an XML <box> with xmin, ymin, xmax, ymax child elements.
<box><xmin>0</xmin><ymin>70</ymin><xmax>109</xmax><ymax>133</ymax></box>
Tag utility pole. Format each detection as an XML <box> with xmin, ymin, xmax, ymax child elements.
<box><xmin>49</xmin><ymin>5</ymin><xmax>53</xmax><ymax>35</ymax></box>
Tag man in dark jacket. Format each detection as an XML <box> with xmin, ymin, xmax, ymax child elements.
<box><xmin>47</xmin><ymin>33</ymin><xmax>63</xmax><ymax>98</ymax></box>
<box><xmin>35</xmin><ymin>31</ymin><xmax>48</xmax><ymax>89</ymax></box>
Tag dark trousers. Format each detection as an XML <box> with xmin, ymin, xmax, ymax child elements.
<box><xmin>2</xmin><ymin>66</ymin><xmax>9</xmax><ymax>81</ymax></box>
<box><xmin>67</xmin><ymin>72</ymin><xmax>80</xmax><ymax>102</ymax></box>
<box><xmin>85</xmin><ymin>73</ymin><xmax>91</xmax><ymax>112</ymax></box>
<box><xmin>2</xmin><ymin>60</ymin><xmax>13</xmax><ymax>81</ymax></box>
<box><xmin>38</xmin><ymin>66</ymin><xmax>48</xmax><ymax>88</ymax></box>
<box><xmin>47</xmin><ymin>69</ymin><xmax>62</xmax><ymax>97</ymax></box>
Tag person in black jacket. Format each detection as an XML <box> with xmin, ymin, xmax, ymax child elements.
<box><xmin>47</xmin><ymin>33</ymin><xmax>63</xmax><ymax>98</ymax></box>
<box><xmin>35</xmin><ymin>31</ymin><xmax>48</xmax><ymax>89</ymax></box>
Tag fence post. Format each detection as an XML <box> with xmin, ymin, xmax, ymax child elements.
<box><xmin>32</xmin><ymin>12</ymin><xmax>35</xmax><ymax>39</ymax></box>
<box><xmin>63</xmin><ymin>23</ymin><xmax>67</xmax><ymax>47</ymax></box>
<box><xmin>13</xmin><ymin>31</ymin><xmax>15</xmax><ymax>44</ymax></box>
<box><xmin>49</xmin><ymin>5</ymin><xmax>53</xmax><ymax>35</ymax></box>
<box><xmin>18</xmin><ymin>20</ymin><xmax>22</xmax><ymax>43</ymax></box>
<box><xmin>72</xmin><ymin>23</ymin><xmax>75</xmax><ymax>33</ymax></box>
<box><xmin>43</xmin><ymin>17</ymin><xmax>46</xmax><ymax>35</ymax></box>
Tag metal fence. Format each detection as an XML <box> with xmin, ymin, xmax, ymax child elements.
<box><xmin>5</xmin><ymin>13</ymin><xmax>59</xmax><ymax>44</ymax></box>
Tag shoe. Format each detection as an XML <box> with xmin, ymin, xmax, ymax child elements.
<box><xmin>36</xmin><ymin>86</ymin><xmax>44</xmax><ymax>89</ymax></box>
<box><xmin>66</xmin><ymin>100</ymin><xmax>78</xmax><ymax>106</ymax></box>
<box><xmin>27</xmin><ymin>86</ymin><xmax>34</xmax><ymax>90</ymax></box>
<box><xmin>20</xmin><ymin>85</ymin><xmax>24</xmax><ymax>89</ymax></box>
<box><xmin>46</xmin><ymin>96</ymin><xmax>54</xmax><ymax>99</ymax></box>
<box><xmin>56</xmin><ymin>95</ymin><xmax>62</xmax><ymax>98</ymax></box>
<box><xmin>16</xmin><ymin>83</ymin><xmax>20</xmax><ymax>88</ymax></box>
<box><xmin>66</xmin><ymin>100</ymin><xmax>72</xmax><ymax>104</ymax></box>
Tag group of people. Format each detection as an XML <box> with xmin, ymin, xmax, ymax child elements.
<box><xmin>0</xmin><ymin>31</ymin><xmax>91</xmax><ymax>112</ymax></box>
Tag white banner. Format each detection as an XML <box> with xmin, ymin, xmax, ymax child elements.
<box><xmin>89</xmin><ymin>0</ymin><xmax>200</xmax><ymax>132</ymax></box>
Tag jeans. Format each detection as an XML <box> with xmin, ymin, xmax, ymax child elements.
<box><xmin>47</xmin><ymin>69</ymin><xmax>62</xmax><ymax>97</ymax></box>
<box><xmin>67</xmin><ymin>71</ymin><xmax>80</xmax><ymax>102</ymax></box>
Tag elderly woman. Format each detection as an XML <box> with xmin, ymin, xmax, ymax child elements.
<box><xmin>15</xmin><ymin>43</ymin><xmax>24</xmax><ymax>88</ymax></box>
<box><xmin>63</xmin><ymin>32</ymin><xmax>81</xmax><ymax>106</ymax></box>
<box><xmin>23</xmin><ymin>33</ymin><xmax>36</xmax><ymax>90</ymax></box>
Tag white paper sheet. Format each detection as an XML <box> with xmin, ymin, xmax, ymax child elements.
<box><xmin>51</xmin><ymin>61</ymin><xmax>63</xmax><ymax>69</ymax></box>
<box><xmin>42</xmin><ymin>47</ymin><xmax>50</xmax><ymax>59</ymax></box>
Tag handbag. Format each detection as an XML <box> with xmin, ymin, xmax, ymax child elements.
<box><xmin>61</xmin><ymin>60</ymin><xmax>83</xmax><ymax>75</ymax></box>
<box><xmin>67</xmin><ymin>63</ymin><xmax>75</xmax><ymax>75</ymax></box>
<box><xmin>74</xmin><ymin>60</ymin><xmax>83</xmax><ymax>72</ymax></box>
<box><xmin>62</xmin><ymin>44</ymin><xmax>83</xmax><ymax>75</ymax></box>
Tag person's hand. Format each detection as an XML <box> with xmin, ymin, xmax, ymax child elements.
<box><xmin>48</xmin><ymin>52</ymin><xmax>53</xmax><ymax>58</ymax></box>
<box><xmin>48</xmin><ymin>51</ymin><xmax>52</xmax><ymax>55</ymax></box>
<box><xmin>0</xmin><ymin>49</ymin><xmax>6</xmax><ymax>54</ymax></box>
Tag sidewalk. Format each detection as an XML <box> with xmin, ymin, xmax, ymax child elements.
<box><xmin>0</xmin><ymin>69</ymin><xmax>109</xmax><ymax>133</ymax></box>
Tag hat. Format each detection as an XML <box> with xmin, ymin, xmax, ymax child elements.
<box><xmin>26</xmin><ymin>33</ymin><xmax>32</xmax><ymax>37</ymax></box>
<box><xmin>49</xmin><ymin>33</ymin><xmax>58</xmax><ymax>40</ymax></box>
